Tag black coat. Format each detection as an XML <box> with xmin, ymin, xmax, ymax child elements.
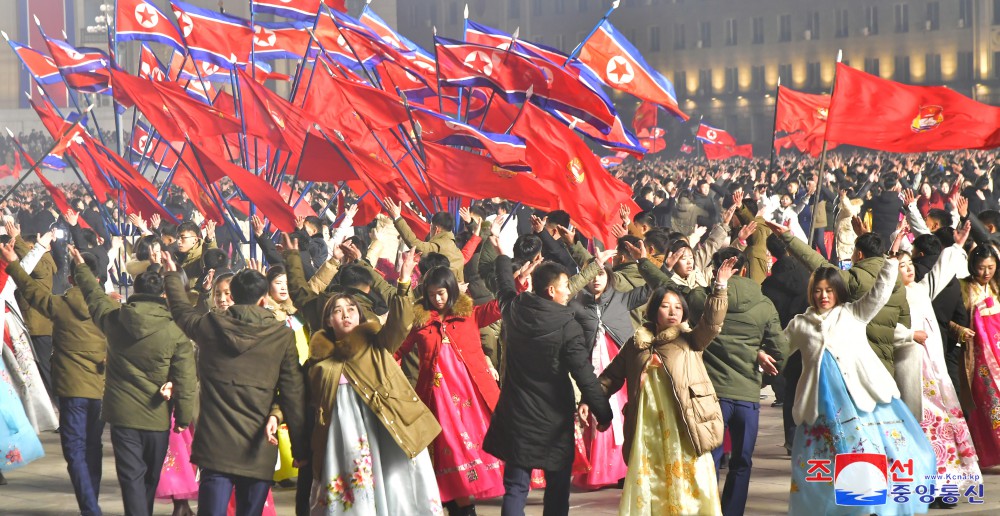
<box><xmin>693</xmin><ymin>192</ymin><xmax>718</xmax><ymax>227</ymax></box>
<box><xmin>571</xmin><ymin>285</ymin><xmax>650</xmax><ymax>354</ymax></box>
<box><xmin>484</xmin><ymin>256</ymin><xmax>612</xmax><ymax>470</ymax></box>
<box><xmin>914</xmin><ymin>254</ymin><xmax>968</xmax><ymax>354</ymax></box>
<box><xmin>863</xmin><ymin>190</ymin><xmax>904</xmax><ymax>243</ymax></box>
<box><xmin>761</xmin><ymin>256</ymin><xmax>811</xmax><ymax>327</ymax></box>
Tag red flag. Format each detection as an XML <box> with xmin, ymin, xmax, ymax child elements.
<box><xmin>399</xmin><ymin>205</ymin><xmax>429</xmax><ymax>241</ymax></box>
<box><xmin>679</xmin><ymin>143</ymin><xmax>694</xmax><ymax>154</ymax></box>
<box><xmin>277</xmin><ymin>183</ymin><xmax>318</xmax><ymax>218</ymax></box>
<box><xmin>137</xmin><ymin>44</ymin><xmax>167</xmax><ymax>81</ymax></box>
<box><xmin>35</xmin><ymin>168</ymin><xmax>88</xmax><ymax>226</ymax></box>
<box><xmin>82</xmin><ymin>138</ymin><xmax>176</xmax><ymax>222</ymax></box>
<box><xmin>434</xmin><ymin>37</ymin><xmax>545</xmax><ymax>103</ymax></box>
<box><xmin>632</xmin><ymin>101</ymin><xmax>657</xmax><ymax>134</ymax></box>
<box><xmin>696</xmin><ymin>123</ymin><xmax>737</xmax><ymax>146</ymax></box>
<box><xmin>703</xmin><ymin>143</ymin><xmax>753</xmax><ymax>160</ymax></box>
<box><xmin>110</xmin><ymin>68</ymin><xmax>242</xmax><ymax>143</ymax></box>
<box><xmin>826</xmin><ymin>63</ymin><xmax>1000</xmax><ymax>152</ymax></box>
<box><xmin>774</xmin><ymin>135</ymin><xmax>795</xmax><ymax>155</ymax></box>
<box><xmin>639</xmin><ymin>136</ymin><xmax>666</xmax><ymax>154</ymax></box>
<box><xmin>185</xmin><ymin>144</ymin><xmax>297</xmax><ymax>233</ymax></box>
<box><xmin>171</xmin><ymin>164</ymin><xmax>225</xmax><ymax>224</ymax></box>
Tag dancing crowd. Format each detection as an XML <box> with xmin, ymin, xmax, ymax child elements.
<box><xmin>2</xmin><ymin>149</ymin><xmax>1000</xmax><ymax>516</ymax></box>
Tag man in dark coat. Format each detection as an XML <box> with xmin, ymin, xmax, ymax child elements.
<box><xmin>164</xmin><ymin>263</ymin><xmax>306</xmax><ymax>515</ymax></box>
<box><xmin>913</xmin><ymin>232</ymin><xmax>968</xmax><ymax>396</ymax></box>
<box><xmin>73</xmin><ymin>255</ymin><xmax>196</xmax><ymax>516</ymax></box>
<box><xmin>484</xmin><ymin>256</ymin><xmax>612</xmax><ymax>516</ymax></box>
<box><xmin>863</xmin><ymin>174</ymin><xmax>905</xmax><ymax>244</ymax></box>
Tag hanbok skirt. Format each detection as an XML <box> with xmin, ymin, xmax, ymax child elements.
<box><xmin>917</xmin><ymin>347</ymin><xmax>980</xmax><ymax>491</ymax></box>
<box><xmin>425</xmin><ymin>342</ymin><xmax>504</xmax><ymax>502</ymax></box>
<box><xmin>156</xmin><ymin>417</ymin><xmax>198</xmax><ymax>501</ymax></box>
<box><xmin>965</xmin><ymin>303</ymin><xmax>1000</xmax><ymax>467</ymax></box>
<box><xmin>573</xmin><ymin>334</ymin><xmax>628</xmax><ymax>490</ymax></box>
<box><xmin>0</xmin><ymin>354</ymin><xmax>43</xmax><ymax>471</ymax></box>
<box><xmin>311</xmin><ymin>385</ymin><xmax>443</xmax><ymax>515</ymax></box>
<box><xmin>619</xmin><ymin>360</ymin><xmax>721</xmax><ymax>516</ymax></box>
<box><xmin>789</xmin><ymin>351</ymin><xmax>935</xmax><ymax>516</ymax></box>
<box><xmin>2</xmin><ymin>306</ymin><xmax>57</xmax><ymax>432</ymax></box>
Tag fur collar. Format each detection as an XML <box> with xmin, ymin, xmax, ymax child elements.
<box><xmin>633</xmin><ymin>323</ymin><xmax>692</xmax><ymax>351</ymax></box>
<box><xmin>412</xmin><ymin>293</ymin><xmax>474</xmax><ymax>328</ymax></box>
<box><xmin>309</xmin><ymin>323</ymin><xmax>380</xmax><ymax>362</ymax></box>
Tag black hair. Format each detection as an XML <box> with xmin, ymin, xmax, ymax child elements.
<box><xmin>808</xmin><ymin>267</ymin><xmax>851</xmax><ymax>311</ymax></box>
<box><xmin>338</xmin><ymin>264</ymin><xmax>374</xmax><ymax>290</ymax></box>
<box><xmin>912</xmin><ymin>233</ymin><xmax>943</xmax><ymax>258</ymax></box>
<box><xmin>303</xmin><ymin>216</ymin><xmax>322</xmax><ymax>233</ymax></box>
<box><xmin>980</xmin><ymin>210</ymin><xmax>1000</xmax><ymax>230</ymax></box>
<box><xmin>159</xmin><ymin>223</ymin><xmax>178</xmax><ymax>239</ymax></box>
<box><xmin>616</xmin><ymin>235</ymin><xmax>642</xmax><ymax>256</ymax></box>
<box><xmin>639</xmin><ymin>185</ymin><xmax>653</xmax><ymax>197</ymax></box>
<box><xmin>321</xmin><ymin>293</ymin><xmax>368</xmax><ymax>334</ymax></box>
<box><xmin>926</xmin><ymin>209</ymin><xmax>953</xmax><ymax>229</ymax></box>
<box><xmin>633</xmin><ymin>211</ymin><xmax>655</xmax><ymax>228</ymax></box>
<box><xmin>229</xmin><ymin>269</ymin><xmax>269</xmax><ymax>305</ymax></box>
<box><xmin>968</xmin><ymin>245</ymin><xmax>1000</xmax><ymax>279</ymax></box>
<box><xmin>766</xmin><ymin>234</ymin><xmax>788</xmax><ymax>259</ymax></box>
<box><xmin>711</xmin><ymin>247</ymin><xmax>747</xmax><ymax>273</ymax></box>
<box><xmin>344</xmin><ymin>235</ymin><xmax>369</xmax><ymax>260</ymax></box>
<box><xmin>202</xmin><ymin>248</ymin><xmax>229</xmax><ymax>271</ymax></box>
<box><xmin>531</xmin><ymin>261</ymin><xmax>568</xmax><ymax>299</ymax></box>
<box><xmin>79</xmin><ymin>228</ymin><xmax>98</xmax><ymax>248</ymax></box>
<box><xmin>134</xmin><ymin>235</ymin><xmax>162</xmax><ymax>262</ymax></box>
<box><xmin>417</xmin><ymin>252</ymin><xmax>452</xmax><ymax>275</ymax></box>
<box><xmin>176</xmin><ymin>221</ymin><xmax>200</xmax><ymax>237</ymax></box>
<box><xmin>644</xmin><ymin>229</ymin><xmax>672</xmax><ymax>255</ymax></box>
<box><xmin>133</xmin><ymin>270</ymin><xmax>165</xmax><ymax>296</ymax></box>
<box><xmin>419</xmin><ymin>266</ymin><xmax>460</xmax><ymax>313</ymax></box>
<box><xmin>854</xmin><ymin>233</ymin><xmax>885</xmax><ymax>259</ymax></box>
<box><xmin>512</xmin><ymin>234</ymin><xmax>543</xmax><ymax>265</ymax></box>
<box><xmin>73</xmin><ymin>252</ymin><xmax>105</xmax><ymax>284</ymax></box>
<box><xmin>545</xmin><ymin>210</ymin><xmax>571</xmax><ymax>229</ymax></box>
<box><xmin>266</xmin><ymin>264</ymin><xmax>287</xmax><ymax>284</ymax></box>
<box><xmin>430</xmin><ymin>212</ymin><xmax>454</xmax><ymax>232</ymax></box>
<box><xmin>645</xmin><ymin>287</ymin><xmax>689</xmax><ymax>327</ymax></box>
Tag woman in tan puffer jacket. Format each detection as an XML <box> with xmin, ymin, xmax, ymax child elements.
<box><xmin>594</xmin><ymin>258</ymin><xmax>735</xmax><ymax>516</ymax></box>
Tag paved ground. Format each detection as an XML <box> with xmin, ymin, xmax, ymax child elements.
<box><xmin>5</xmin><ymin>388</ymin><xmax>1000</xmax><ymax>515</ymax></box>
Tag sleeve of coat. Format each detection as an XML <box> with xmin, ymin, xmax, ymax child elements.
<box><xmin>569</xmin><ymin>260</ymin><xmax>603</xmax><ymax>297</ymax></box>
<box><xmin>688</xmin><ymin>288</ymin><xmax>728</xmax><ymax>351</ymax></box>
<box><xmin>568</xmin><ymin>240</ymin><xmax>594</xmax><ymax>268</ymax></box>
<box><xmin>256</xmin><ymin>231</ymin><xmax>284</xmax><ymax>267</ymax></box>
<box><xmin>461</xmin><ymin>235</ymin><xmax>481</xmax><ymax>264</ymax></box>
<box><xmin>478</xmin><ymin>237</ymin><xmax>500</xmax><ymax>294</ymax></box>
<box><xmin>782</xmin><ymin>231</ymin><xmax>830</xmax><ymax>272</ymax></box>
<box><xmin>474</xmin><ymin>299</ymin><xmax>502</xmax><ymax>328</ymax></box>
<box><xmin>164</xmin><ymin>272</ymin><xmax>205</xmax><ymax>340</ymax></box>
<box><xmin>6</xmin><ymin>261</ymin><xmax>59</xmax><ymax>319</ymax></box>
<box><xmin>284</xmin><ymin>250</ymin><xmax>319</xmax><ymax>314</ymax></box>
<box><xmin>759</xmin><ymin>299</ymin><xmax>789</xmax><ymax>368</ymax></box>
<box><xmin>636</xmin><ymin>258</ymin><xmax>688</xmax><ymax>295</ymax></box>
<box><xmin>73</xmin><ymin>264</ymin><xmax>118</xmax><ymax>332</ymax></box>
<box><xmin>169</xmin><ymin>336</ymin><xmax>198</xmax><ymax>428</ymax></box>
<box><xmin>895</xmin><ymin>280</ymin><xmax>912</xmax><ymax>329</ymax></box>
<box><xmin>275</xmin><ymin>332</ymin><xmax>308</xmax><ymax>463</ymax></box>
<box><xmin>494</xmin><ymin>255</ymin><xmax>518</xmax><ymax>311</ymax></box>
<box><xmin>307</xmin><ymin>258</ymin><xmax>340</xmax><ymax>295</ymax></box>
<box><xmin>563</xmin><ymin>323</ymin><xmax>613</xmax><ymax>425</ymax></box>
<box><xmin>597</xmin><ymin>346</ymin><xmax>627</xmax><ymax>396</ymax></box>
<box><xmin>393</xmin><ymin>217</ymin><xmax>435</xmax><ymax>254</ymax></box>
<box><xmin>375</xmin><ymin>282</ymin><xmax>415</xmax><ymax>352</ymax></box>
<box><xmin>904</xmin><ymin>202</ymin><xmax>932</xmax><ymax>236</ymax></box>
<box><xmin>694</xmin><ymin>224</ymin><xmax>729</xmax><ymax>273</ymax></box>
<box><xmin>538</xmin><ymin>230</ymin><xmax>578</xmax><ymax>272</ymax></box>
<box><xmin>849</xmin><ymin>259</ymin><xmax>900</xmax><ymax>324</ymax></box>
<box><xmin>622</xmin><ymin>284</ymin><xmax>654</xmax><ymax>311</ymax></box>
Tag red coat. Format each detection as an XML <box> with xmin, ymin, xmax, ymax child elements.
<box><xmin>916</xmin><ymin>191</ymin><xmax>945</xmax><ymax>217</ymax></box>
<box><xmin>395</xmin><ymin>294</ymin><xmax>502</xmax><ymax>410</ymax></box>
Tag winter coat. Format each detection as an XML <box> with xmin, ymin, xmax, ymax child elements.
<box><xmin>75</xmin><ymin>266</ymin><xmax>196</xmax><ymax>431</ymax></box>
<box><xmin>786</xmin><ymin>259</ymin><xmax>901</xmax><ymax>425</ymax></box>
<box><xmin>835</xmin><ymin>195</ymin><xmax>865</xmax><ymax>262</ymax></box>
<box><xmin>612</xmin><ymin>261</ymin><xmax>647</xmax><ymax>329</ymax></box>
<box><xmin>7</xmin><ymin>260</ymin><xmax>106</xmax><ymax>399</ymax></box>
<box><xmin>394</xmin><ymin>217</ymin><xmax>466</xmax><ymax>282</ymax></box>
<box><xmin>285</xmin><ymin>251</ymin><xmax>392</xmax><ymax>333</ymax></box>
<box><xmin>687</xmin><ymin>275</ymin><xmax>789</xmax><ymax>403</ymax></box>
<box><xmin>483</xmin><ymin>255</ymin><xmax>612</xmax><ymax>471</ymax></box>
<box><xmin>913</xmin><ymin>253</ymin><xmax>968</xmax><ymax>359</ymax></box>
<box><xmin>571</xmin><ymin>284</ymin><xmax>650</xmax><ymax>353</ymax></box>
<box><xmin>670</xmin><ymin>196</ymin><xmax>706</xmax><ymax>236</ymax></box>
<box><xmin>692</xmin><ymin>192</ymin><xmax>718</xmax><ymax>227</ymax></box>
<box><xmin>863</xmin><ymin>190</ymin><xmax>905</xmax><ymax>243</ymax></box>
<box><xmin>599</xmin><ymin>287</ymin><xmax>728</xmax><ymax>459</ymax></box>
<box><xmin>307</xmin><ymin>282</ymin><xmax>438</xmax><ymax>479</ymax></box>
<box><xmin>13</xmin><ymin>237</ymin><xmax>55</xmax><ymax>337</ymax></box>
<box><xmin>761</xmin><ymin>256</ymin><xmax>811</xmax><ymax>327</ymax></box>
<box><xmin>395</xmin><ymin>294</ymin><xmax>502</xmax><ymax>410</ymax></box>
<box><xmin>164</xmin><ymin>272</ymin><xmax>306</xmax><ymax>481</ymax></box>
<box><xmin>781</xmin><ymin>233</ymin><xmax>911</xmax><ymax>374</ymax></box>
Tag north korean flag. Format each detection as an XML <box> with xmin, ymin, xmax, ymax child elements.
<box><xmin>411</xmin><ymin>107</ymin><xmax>527</xmax><ymax>167</ymax></box>
<box><xmin>40</xmin><ymin>36</ymin><xmax>111</xmax><ymax>92</ymax></box>
<box><xmin>696</xmin><ymin>123</ymin><xmax>737</xmax><ymax>146</ymax></box>
<box><xmin>116</xmin><ymin>0</ymin><xmax>186</xmax><ymax>54</ymax></box>
<box><xmin>137</xmin><ymin>44</ymin><xmax>167</xmax><ymax>81</ymax></box>
<box><xmin>360</xmin><ymin>6</ymin><xmax>433</xmax><ymax>62</ymax></box>
<box><xmin>577</xmin><ymin>20</ymin><xmax>687</xmax><ymax>120</ymax></box>
<box><xmin>171</xmin><ymin>0</ymin><xmax>253</xmax><ymax>69</ymax></box>
<box><xmin>129</xmin><ymin>121</ymin><xmax>178</xmax><ymax>170</ymax></box>
<box><xmin>4</xmin><ymin>39</ymin><xmax>62</xmax><ymax>84</ymax></box>
<box><xmin>252</xmin><ymin>21</ymin><xmax>312</xmax><ymax>61</ymax></box>
<box><xmin>253</xmin><ymin>0</ymin><xmax>321</xmax><ymax>21</ymax></box>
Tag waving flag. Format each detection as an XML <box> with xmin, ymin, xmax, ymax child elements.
<box><xmin>696</xmin><ymin>123</ymin><xmax>737</xmax><ymax>146</ymax></box>
<box><xmin>577</xmin><ymin>20</ymin><xmax>687</xmax><ymax>120</ymax></box>
<box><xmin>360</xmin><ymin>7</ymin><xmax>432</xmax><ymax>59</ymax></box>
<box><xmin>435</xmin><ymin>37</ymin><xmax>544</xmax><ymax>103</ymax></box>
<box><xmin>632</xmin><ymin>101</ymin><xmax>657</xmax><ymax>134</ymax></box>
<box><xmin>376</xmin><ymin>60</ymin><xmax>436</xmax><ymax>100</ymax></box>
<box><xmin>423</xmin><ymin>142</ymin><xmax>557</xmax><ymax>210</ymax></box>
<box><xmin>129</xmin><ymin>122</ymin><xmax>178</xmax><ymax>170</ymax></box>
<box><xmin>252</xmin><ymin>0</ymin><xmax>322</xmax><ymax>21</ymax></box>
<box><xmin>166</xmin><ymin>51</ymin><xmax>217</xmax><ymax>103</ymax></box>
<box><xmin>775</xmin><ymin>86</ymin><xmax>835</xmax><ymax>157</ymax></box>
<box><xmin>411</xmin><ymin>107</ymin><xmax>527</xmax><ymax>167</ymax></box>
<box><xmin>4</xmin><ymin>38</ymin><xmax>62</xmax><ymax>84</ymax></box>
<box><xmin>171</xmin><ymin>0</ymin><xmax>253</xmax><ymax>69</ymax></box>
<box><xmin>547</xmin><ymin>109</ymin><xmax>646</xmax><ymax>157</ymax></box>
<box><xmin>116</xmin><ymin>0</ymin><xmax>186</xmax><ymax>53</ymax></box>
<box><xmin>703</xmin><ymin>143</ymin><xmax>753</xmax><ymax>160</ymax></box>
<box><xmin>137</xmin><ymin>44</ymin><xmax>167</xmax><ymax>81</ymax></box>
<box><xmin>40</xmin><ymin>36</ymin><xmax>111</xmax><ymax>92</ymax></box>
<box><xmin>252</xmin><ymin>21</ymin><xmax>312</xmax><ymax>60</ymax></box>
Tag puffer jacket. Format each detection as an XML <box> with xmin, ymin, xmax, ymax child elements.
<box><xmin>670</xmin><ymin>196</ymin><xmax>707</xmax><ymax>236</ymax></box>
<box><xmin>571</xmin><ymin>284</ymin><xmax>650</xmax><ymax>353</ymax></box>
<box><xmin>394</xmin><ymin>217</ymin><xmax>466</xmax><ymax>282</ymax></box>
<box><xmin>782</xmin><ymin>233</ymin><xmax>911</xmax><ymax>374</ymax></box>
<box><xmin>598</xmin><ymin>287</ymin><xmax>728</xmax><ymax>458</ymax></box>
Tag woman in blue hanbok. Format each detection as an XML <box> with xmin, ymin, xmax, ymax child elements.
<box><xmin>1</xmin><ymin>335</ymin><xmax>45</xmax><ymax>484</ymax></box>
<box><xmin>784</xmin><ymin>231</ymin><xmax>936</xmax><ymax>516</ymax></box>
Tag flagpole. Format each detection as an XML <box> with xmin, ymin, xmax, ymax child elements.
<box><xmin>432</xmin><ymin>26</ymin><xmax>444</xmax><ymax>113</ymax></box>
<box><xmin>321</xmin><ymin>4</ymin><xmax>381</xmax><ymax>88</ymax></box>
<box><xmin>503</xmin><ymin>87</ymin><xmax>534</xmax><ymax>134</ymax></box>
<box><xmin>475</xmin><ymin>27</ymin><xmax>519</xmax><ymax>130</ymax></box>
<box><xmin>457</xmin><ymin>5</ymin><xmax>467</xmax><ymax>120</ymax></box>
<box><xmin>807</xmin><ymin>49</ymin><xmax>841</xmax><ymax>248</ymax></box>
<box><xmin>563</xmin><ymin>0</ymin><xmax>620</xmax><ymax>66</ymax></box>
<box><xmin>108</xmin><ymin>0</ymin><xmax>124</xmax><ymax>155</ymax></box>
<box><xmin>766</xmin><ymin>76</ymin><xmax>781</xmax><ymax>177</ymax></box>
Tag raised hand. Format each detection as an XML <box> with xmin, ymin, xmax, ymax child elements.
<box><xmin>955</xmin><ymin>220</ymin><xmax>972</xmax><ymax>248</ymax></box>
<box><xmin>0</xmin><ymin>240</ymin><xmax>16</xmax><ymax>263</ymax></box>
<box><xmin>251</xmin><ymin>215</ymin><xmax>265</xmax><ymax>237</ymax></box>
<box><xmin>594</xmin><ymin>247</ymin><xmax>618</xmax><ymax>265</ymax></box>
<box><xmin>763</xmin><ymin>220</ymin><xmax>788</xmax><ymax>237</ymax></box>
<box><xmin>623</xmin><ymin>240</ymin><xmax>648</xmax><ymax>262</ymax></box>
<box><xmin>282</xmin><ymin>232</ymin><xmax>299</xmax><ymax>251</ymax></box>
<box><xmin>851</xmin><ymin>215</ymin><xmax>870</xmax><ymax>236</ymax></box>
<box><xmin>204</xmin><ymin>220</ymin><xmax>217</xmax><ymax>242</ymax></box>
<box><xmin>715</xmin><ymin>256</ymin><xmax>739</xmax><ymax>284</ymax></box>
<box><xmin>737</xmin><ymin>220</ymin><xmax>758</xmax><ymax>242</ymax></box>
<box><xmin>4</xmin><ymin>220</ymin><xmax>19</xmax><ymax>240</ymax></box>
<box><xmin>68</xmin><ymin>245</ymin><xmax>85</xmax><ymax>265</ymax></box>
<box><xmin>384</xmin><ymin>198</ymin><xmax>403</xmax><ymax>220</ymax></box>
<box><xmin>161</xmin><ymin>250</ymin><xmax>177</xmax><ymax>272</ymax></box>
<box><xmin>247</xmin><ymin>258</ymin><xmax>266</xmax><ymax>275</ymax></box>
<box><xmin>150</xmin><ymin>213</ymin><xmax>162</xmax><ymax>229</ymax></box>
<box><xmin>609</xmin><ymin>222</ymin><xmax>628</xmax><ymax>240</ymax></box>
<box><xmin>530</xmin><ymin>215</ymin><xmax>546</xmax><ymax>234</ymax></box>
<box><xmin>722</xmin><ymin>203</ymin><xmax>738</xmax><ymax>226</ymax></box>
<box><xmin>458</xmin><ymin>206</ymin><xmax>472</xmax><ymax>224</ymax></box>
<box><xmin>619</xmin><ymin>203</ymin><xmax>631</xmax><ymax>225</ymax></box>
<box><xmin>202</xmin><ymin>269</ymin><xmax>216</xmax><ymax>291</ymax></box>
<box><xmin>399</xmin><ymin>248</ymin><xmax>417</xmax><ymax>282</ymax></box>
<box><xmin>902</xmin><ymin>189</ymin><xmax>916</xmax><ymax>206</ymax></box>
<box><xmin>556</xmin><ymin>224</ymin><xmax>576</xmax><ymax>243</ymax></box>
<box><xmin>340</xmin><ymin>241</ymin><xmax>362</xmax><ymax>263</ymax></box>
<box><xmin>65</xmin><ymin>209</ymin><xmax>80</xmax><ymax>227</ymax></box>
<box><xmin>38</xmin><ymin>229</ymin><xmax>55</xmax><ymax>250</ymax></box>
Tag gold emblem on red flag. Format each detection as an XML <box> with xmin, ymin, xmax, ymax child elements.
<box><xmin>911</xmin><ymin>105</ymin><xmax>943</xmax><ymax>133</ymax></box>
<box><xmin>815</xmin><ymin>107</ymin><xmax>828</xmax><ymax>121</ymax></box>
<box><xmin>491</xmin><ymin>165</ymin><xmax>516</xmax><ymax>178</ymax></box>
<box><xmin>566</xmin><ymin>157</ymin><xmax>585</xmax><ymax>184</ymax></box>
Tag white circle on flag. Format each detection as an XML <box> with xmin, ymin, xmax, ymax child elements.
<box><xmin>706</xmin><ymin>129</ymin><xmax>718</xmax><ymax>141</ymax></box>
<box><xmin>150</xmin><ymin>67</ymin><xmax>165</xmax><ymax>81</ymax></box>
<box><xmin>66</xmin><ymin>49</ymin><xmax>84</xmax><ymax>61</ymax></box>
<box><xmin>464</xmin><ymin>50</ymin><xmax>493</xmax><ymax>76</ymax></box>
<box><xmin>175</xmin><ymin>12</ymin><xmax>193</xmax><ymax>38</ymax></box>
<box><xmin>135</xmin><ymin>4</ymin><xmax>159</xmax><ymax>28</ymax></box>
<box><xmin>201</xmin><ymin>62</ymin><xmax>220</xmax><ymax>76</ymax></box>
<box><xmin>414</xmin><ymin>60</ymin><xmax>436</xmax><ymax>73</ymax></box>
<box><xmin>606</xmin><ymin>56</ymin><xmax>634</xmax><ymax>85</ymax></box>
<box><xmin>138</xmin><ymin>135</ymin><xmax>149</xmax><ymax>149</ymax></box>
<box><xmin>254</xmin><ymin>26</ymin><xmax>276</xmax><ymax>47</ymax></box>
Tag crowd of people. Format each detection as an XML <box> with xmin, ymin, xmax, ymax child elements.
<box><xmin>1</xmin><ymin>149</ymin><xmax>999</xmax><ymax>516</ymax></box>
<box><xmin>0</xmin><ymin>130</ymin><xmax>122</xmax><ymax>170</ymax></box>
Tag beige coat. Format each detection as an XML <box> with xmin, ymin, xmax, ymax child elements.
<box><xmin>835</xmin><ymin>194</ymin><xmax>864</xmax><ymax>261</ymax></box>
<box><xmin>598</xmin><ymin>288</ymin><xmax>728</xmax><ymax>458</ymax></box>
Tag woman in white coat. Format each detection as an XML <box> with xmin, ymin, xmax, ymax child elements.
<box><xmin>783</xmin><ymin>228</ymin><xmax>936</xmax><ymax>516</ymax></box>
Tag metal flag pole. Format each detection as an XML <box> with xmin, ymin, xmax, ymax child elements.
<box><xmin>563</xmin><ymin>0</ymin><xmax>620</xmax><ymax>65</ymax></box>
<box><xmin>807</xmin><ymin>49</ymin><xmax>842</xmax><ymax>248</ymax></box>
<box><xmin>766</xmin><ymin>76</ymin><xmax>781</xmax><ymax>177</ymax></box>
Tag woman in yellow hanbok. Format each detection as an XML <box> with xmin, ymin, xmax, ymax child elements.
<box><xmin>595</xmin><ymin>258</ymin><xmax>736</xmax><ymax>516</ymax></box>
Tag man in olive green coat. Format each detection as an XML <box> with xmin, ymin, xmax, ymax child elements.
<box><xmin>3</xmin><ymin>242</ymin><xmax>106</xmax><ymax>516</ymax></box>
<box><xmin>778</xmin><ymin>229</ymin><xmax>911</xmax><ymax>374</ymax></box>
<box><xmin>164</xmin><ymin>261</ymin><xmax>305</xmax><ymax>515</ymax></box>
<box><xmin>386</xmin><ymin>199</ymin><xmax>466</xmax><ymax>281</ymax></box>
<box><xmin>73</xmin><ymin>253</ymin><xmax>196</xmax><ymax>516</ymax></box>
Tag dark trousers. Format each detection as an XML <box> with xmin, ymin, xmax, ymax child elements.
<box><xmin>110</xmin><ymin>426</ymin><xmax>169</xmax><ymax>516</ymax></box>
<box><xmin>501</xmin><ymin>464</ymin><xmax>572</xmax><ymax>516</ymax></box>
<box><xmin>712</xmin><ymin>399</ymin><xmax>760</xmax><ymax>516</ymax></box>
<box><xmin>59</xmin><ymin>397</ymin><xmax>106</xmax><ymax>516</ymax></box>
<box><xmin>783</xmin><ymin>351</ymin><xmax>804</xmax><ymax>448</ymax></box>
<box><xmin>31</xmin><ymin>335</ymin><xmax>53</xmax><ymax>400</ymax></box>
<box><xmin>198</xmin><ymin>470</ymin><xmax>270</xmax><ymax>516</ymax></box>
<box><xmin>812</xmin><ymin>228</ymin><xmax>828</xmax><ymax>259</ymax></box>
<box><xmin>295</xmin><ymin>410</ymin><xmax>316</xmax><ymax>516</ymax></box>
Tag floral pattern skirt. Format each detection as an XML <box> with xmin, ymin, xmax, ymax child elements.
<box><xmin>311</xmin><ymin>385</ymin><xmax>443</xmax><ymax>515</ymax></box>
<box><xmin>620</xmin><ymin>360</ymin><xmax>721</xmax><ymax>516</ymax></box>
<box><xmin>1</xmin><ymin>353</ymin><xmax>43</xmax><ymax>472</ymax></box>
<box><xmin>918</xmin><ymin>351</ymin><xmax>981</xmax><ymax>491</ymax></box>
<box><xmin>426</xmin><ymin>342</ymin><xmax>504</xmax><ymax>502</ymax></box>
<box><xmin>789</xmin><ymin>351</ymin><xmax>935</xmax><ymax>516</ymax></box>
<box><xmin>967</xmin><ymin>304</ymin><xmax>1000</xmax><ymax>467</ymax></box>
<box><xmin>156</xmin><ymin>416</ymin><xmax>198</xmax><ymax>501</ymax></box>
